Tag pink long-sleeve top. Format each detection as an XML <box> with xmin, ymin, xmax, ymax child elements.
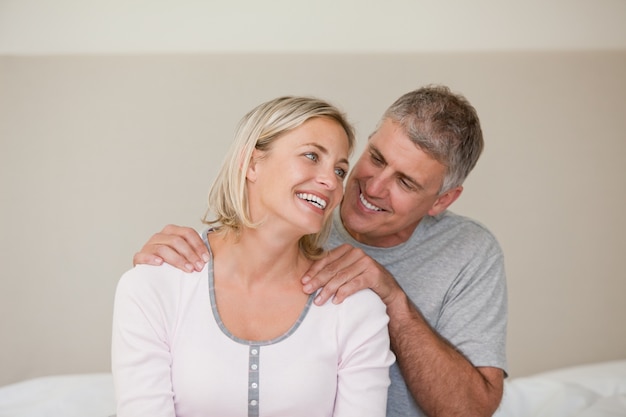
<box><xmin>112</xmin><ymin>259</ymin><xmax>394</xmax><ymax>417</ymax></box>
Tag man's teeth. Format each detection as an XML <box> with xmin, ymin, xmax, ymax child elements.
<box><xmin>359</xmin><ymin>193</ymin><xmax>382</xmax><ymax>211</ymax></box>
<box><xmin>297</xmin><ymin>193</ymin><xmax>327</xmax><ymax>209</ymax></box>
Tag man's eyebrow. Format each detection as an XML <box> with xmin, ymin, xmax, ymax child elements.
<box><xmin>368</xmin><ymin>144</ymin><xmax>386</xmax><ymax>164</ymax></box>
<box><xmin>307</xmin><ymin>143</ymin><xmax>349</xmax><ymax>166</ymax></box>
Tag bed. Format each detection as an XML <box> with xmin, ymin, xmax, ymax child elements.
<box><xmin>0</xmin><ymin>360</ymin><xmax>624</xmax><ymax>417</ymax></box>
<box><xmin>493</xmin><ymin>359</ymin><xmax>626</xmax><ymax>417</ymax></box>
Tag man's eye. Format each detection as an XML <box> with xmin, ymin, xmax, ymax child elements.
<box><xmin>370</xmin><ymin>154</ymin><xmax>383</xmax><ymax>165</ymax></box>
<box><xmin>305</xmin><ymin>152</ymin><xmax>318</xmax><ymax>162</ymax></box>
<box><xmin>399</xmin><ymin>178</ymin><xmax>415</xmax><ymax>190</ymax></box>
<box><xmin>335</xmin><ymin>167</ymin><xmax>347</xmax><ymax>179</ymax></box>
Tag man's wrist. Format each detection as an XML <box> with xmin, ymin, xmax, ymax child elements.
<box><xmin>385</xmin><ymin>289</ymin><xmax>413</xmax><ymax>321</ymax></box>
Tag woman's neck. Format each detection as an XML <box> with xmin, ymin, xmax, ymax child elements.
<box><xmin>208</xmin><ymin>227</ymin><xmax>313</xmax><ymax>341</ymax></box>
<box><xmin>209</xmin><ymin>228</ymin><xmax>311</xmax><ymax>287</ymax></box>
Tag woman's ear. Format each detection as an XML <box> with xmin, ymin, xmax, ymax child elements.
<box><xmin>246</xmin><ymin>148</ymin><xmax>263</xmax><ymax>182</ymax></box>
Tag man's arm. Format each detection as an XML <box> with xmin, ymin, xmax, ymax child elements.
<box><xmin>386</xmin><ymin>290</ymin><xmax>503</xmax><ymax>417</ymax></box>
<box><xmin>132</xmin><ymin>225</ymin><xmax>209</xmax><ymax>272</ymax></box>
<box><xmin>302</xmin><ymin>244</ymin><xmax>504</xmax><ymax>417</ymax></box>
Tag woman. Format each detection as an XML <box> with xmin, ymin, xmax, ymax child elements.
<box><xmin>112</xmin><ymin>96</ymin><xmax>394</xmax><ymax>417</ymax></box>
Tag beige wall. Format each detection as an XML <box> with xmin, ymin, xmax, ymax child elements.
<box><xmin>1</xmin><ymin>52</ymin><xmax>625</xmax><ymax>386</ymax></box>
<box><xmin>2</xmin><ymin>1</ymin><xmax>625</xmax><ymax>53</ymax></box>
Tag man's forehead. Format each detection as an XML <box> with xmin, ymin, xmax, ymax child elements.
<box><xmin>367</xmin><ymin>131</ymin><xmax>425</xmax><ymax>162</ymax></box>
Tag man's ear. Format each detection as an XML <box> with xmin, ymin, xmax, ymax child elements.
<box><xmin>428</xmin><ymin>186</ymin><xmax>463</xmax><ymax>216</ymax></box>
<box><xmin>246</xmin><ymin>149</ymin><xmax>263</xmax><ymax>183</ymax></box>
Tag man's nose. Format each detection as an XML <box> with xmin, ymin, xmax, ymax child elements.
<box><xmin>365</xmin><ymin>171</ymin><xmax>391</xmax><ymax>196</ymax></box>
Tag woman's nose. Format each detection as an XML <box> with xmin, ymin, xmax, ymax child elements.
<box><xmin>318</xmin><ymin>167</ymin><xmax>339</xmax><ymax>190</ymax></box>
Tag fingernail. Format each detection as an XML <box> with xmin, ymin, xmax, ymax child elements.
<box><xmin>303</xmin><ymin>283</ymin><xmax>312</xmax><ymax>293</ymax></box>
<box><xmin>202</xmin><ymin>254</ymin><xmax>210</xmax><ymax>263</ymax></box>
<box><xmin>195</xmin><ymin>262</ymin><xmax>204</xmax><ymax>271</ymax></box>
<box><xmin>315</xmin><ymin>295</ymin><xmax>323</xmax><ymax>305</ymax></box>
<box><xmin>301</xmin><ymin>275</ymin><xmax>310</xmax><ymax>284</ymax></box>
<box><xmin>185</xmin><ymin>263</ymin><xmax>194</xmax><ymax>272</ymax></box>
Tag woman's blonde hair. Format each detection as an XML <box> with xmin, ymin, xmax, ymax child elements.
<box><xmin>203</xmin><ymin>96</ymin><xmax>355</xmax><ymax>259</ymax></box>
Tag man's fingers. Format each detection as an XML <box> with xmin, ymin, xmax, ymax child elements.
<box><xmin>330</xmin><ymin>276</ymin><xmax>366</xmax><ymax>305</ymax></box>
<box><xmin>302</xmin><ymin>242</ymin><xmax>397</xmax><ymax>307</ymax></box>
<box><xmin>301</xmin><ymin>244</ymin><xmax>354</xmax><ymax>290</ymax></box>
<box><xmin>169</xmin><ymin>225</ymin><xmax>210</xmax><ymax>263</ymax></box>
<box><xmin>313</xmin><ymin>253</ymin><xmax>387</xmax><ymax>305</ymax></box>
<box><xmin>132</xmin><ymin>252</ymin><xmax>163</xmax><ymax>267</ymax></box>
<box><xmin>150</xmin><ymin>245</ymin><xmax>197</xmax><ymax>272</ymax></box>
<box><xmin>313</xmin><ymin>263</ymin><xmax>367</xmax><ymax>305</ymax></box>
<box><xmin>163</xmin><ymin>235</ymin><xmax>207</xmax><ymax>271</ymax></box>
<box><xmin>134</xmin><ymin>226</ymin><xmax>209</xmax><ymax>272</ymax></box>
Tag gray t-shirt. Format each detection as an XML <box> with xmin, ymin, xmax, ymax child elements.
<box><xmin>327</xmin><ymin>209</ymin><xmax>508</xmax><ymax>417</ymax></box>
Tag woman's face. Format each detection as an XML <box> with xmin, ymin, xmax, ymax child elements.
<box><xmin>246</xmin><ymin>117</ymin><xmax>350</xmax><ymax>238</ymax></box>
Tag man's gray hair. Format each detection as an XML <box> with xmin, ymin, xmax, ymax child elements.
<box><xmin>381</xmin><ymin>85</ymin><xmax>484</xmax><ymax>193</ymax></box>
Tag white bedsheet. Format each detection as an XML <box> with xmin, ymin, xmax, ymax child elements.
<box><xmin>0</xmin><ymin>360</ymin><xmax>624</xmax><ymax>417</ymax></box>
<box><xmin>0</xmin><ymin>373</ymin><xmax>115</xmax><ymax>417</ymax></box>
<box><xmin>494</xmin><ymin>360</ymin><xmax>626</xmax><ymax>417</ymax></box>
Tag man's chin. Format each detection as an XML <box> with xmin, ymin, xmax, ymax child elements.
<box><xmin>341</xmin><ymin>203</ymin><xmax>375</xmax><ymax>232</ymax></box>
<box><xmin>339</xmin><ymin>194</ymin><xmax>360</xmax><ymax>221</ymax></box>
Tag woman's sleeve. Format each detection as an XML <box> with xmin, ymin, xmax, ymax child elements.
<box><xmin>111</xmin><ymin>266</ymin><xmax>177</xmax><ymax>417</ymax></box>
<box><xmin>334</xmin><ymin>289</ymin><xmax>395</xmax><ymax>417</ymax></box>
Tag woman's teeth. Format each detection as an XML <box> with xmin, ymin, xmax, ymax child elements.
<box><xmin>297</xmin><ymin>193</ymin><xmax>327</xmax><ymax>209</ymax></box>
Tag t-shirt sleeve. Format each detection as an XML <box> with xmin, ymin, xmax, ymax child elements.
<box><xmin>437</xmin><ymin>239</ymin><xmax>508</xmax><ymax>374</ymax></box>
<box><xmin>333</xmin><ymin>290</ymin><xmax>396</xmax><ymax>417</ymax></box>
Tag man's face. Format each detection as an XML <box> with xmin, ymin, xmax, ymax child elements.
<box><xmin>340</xmin><ymin>118</ymin><xmax>459</xmax><ymax>247</ymax></box>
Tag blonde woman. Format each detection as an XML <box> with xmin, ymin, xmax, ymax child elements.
<box><xmin>112</xmin><ymin>96</ymin><xmax>394</xmax><ymax>417</ymax></box>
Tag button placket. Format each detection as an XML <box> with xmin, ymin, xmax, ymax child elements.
<box><xmin>248</xmin><ymin>344</ymin><xmax>260</xmax><ymax>417</ymax></box>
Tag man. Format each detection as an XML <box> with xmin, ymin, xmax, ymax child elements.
<box><xmin>133</xmin><ymin>85</ymin><xmax>508</xmax><ymax>417</ymax></box>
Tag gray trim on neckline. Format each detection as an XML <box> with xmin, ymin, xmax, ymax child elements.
<box><xmin>201</xmin><ymin>229</ymin><xmax>315</xmax><ymax>416</ymax></box>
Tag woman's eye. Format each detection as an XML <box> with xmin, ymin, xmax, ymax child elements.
<box><xmin>305</xmin><ymin>152</ymin><xmax>318</xmax><ymax>162</ymax></box>
<box><xmin>335</xmin><ymin>167</ymin><xmax>347</xmax><ymax>179</ymax></box>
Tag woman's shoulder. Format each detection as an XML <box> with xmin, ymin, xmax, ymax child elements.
<box><xmin>116</xmin><ymin>263</ymin><xmax>204</xmax><ymax>298</ymax></box>
<box><xmin>341</xmin><ymin>288</ymin><xmax>384</xmax><ymax>305</ymax></box>
<box><xmin>318</xmin><ymin>288</ymin><xmax>387</xmax><ymax>322</ymax></box>
<box><xmin>119</xmin><ymin>262</ymin><xmax>184</xmax><ymax>283</ymax></box>
<box><xmin>342</xmin><ymin>289</ymin><xmax>387</xmax><ymax>314</ymax></box>
<box><xmin>324</xmin><ymin>290</ymin><xmax>391</xmax><ymax>353</ymax></box>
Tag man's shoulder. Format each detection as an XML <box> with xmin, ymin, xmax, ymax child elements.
<box><xmin>431</xmin><ymin>210</ymin><xmax>489</xmax><ymax>229</ymax></box>
<box><xmin>428</xmin><ymin>211</ymin><xmax>500</xmax><ymax>243</ymax></box>
<box><xmin>411</xmin><ymin>211</ymin><xmax>504</xmax><ymax>263</ymax></box>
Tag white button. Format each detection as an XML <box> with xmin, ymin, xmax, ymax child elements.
<box><xmin>251</xmin><ymin>348</ymin><xmax>258</xmax><ymax>355</ymax></box>
<box><xmin>250</xmin><ymin>400</ymin><xmax>258</xmax><ymax>406</ymax></box>
<box><xmin>251</xmin><ymin>364</ymin><xmax>258</xmax><ymax>370</ymax></box>
<box><xmin>251</xmin><ymin>382</ymin><xmax>258</xmax><ymax>389</ymax></box>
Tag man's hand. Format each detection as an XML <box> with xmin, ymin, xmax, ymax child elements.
<box><xmin>132</xmin><ymin>224</ymin><xmax>209</xmax><ymax>272</ymax></box>
<box><xmin>301</xmin><ymin>244</ymin><xmax>402</xmax><ymax>306</ymax></box>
